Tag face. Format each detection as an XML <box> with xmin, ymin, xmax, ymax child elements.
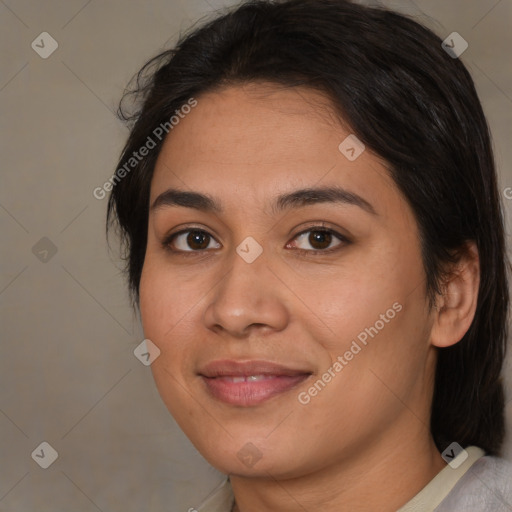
<box><xmin>139</xmin><ymin>83</ymin><xmax>437</xmax><ymax>478</ymax></box>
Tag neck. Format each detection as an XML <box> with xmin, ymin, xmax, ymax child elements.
<box><xmin>229</xmin><ymin>428</ymin><xmax>445</xmax><ymax>512</ymax></box>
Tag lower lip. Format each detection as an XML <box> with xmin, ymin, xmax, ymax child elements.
<box><xmin>201</xmin><ymin>374</ymin><xmax>310</xmax><ymax>406</ymax></box>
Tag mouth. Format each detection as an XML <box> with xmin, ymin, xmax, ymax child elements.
<box><xmin>198</xmin><ymin>360</ymin><xmax>312</xmax><ymax>407</ymax></box>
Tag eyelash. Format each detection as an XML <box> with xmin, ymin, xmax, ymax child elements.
<box><xmin>161</xmin><ymin>223</ymin><xmax>350</xmax><ymax>257</ymax></box>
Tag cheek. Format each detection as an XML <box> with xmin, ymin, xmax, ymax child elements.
<box><xmin>305</xmin><ymin>243</ymin><xmax>429</xmax><ymax>391</ymax></box>
<box><xmin>139</xmin><ymin>259</ymin><xmax>193</xmax><ymax>399</ymax></box>
<box><xmin>296</xmin><ymin>301</ymin><xmax>430</xmax><ymax>450</ymax></box>
<box><xmin>139</xmin><ymin>263</ymin><xmax>169</xmax><ymax>343</ymax></box>
<box><xmin>139</xmin><ymin>261</ymin><xmax>199</xmax><ymax>418</ymax></box>
<box><xmin>139</xmin><ymin>255</ymin><xmax>201</xmax><ymax>342</ymax></box>
<box><xmin>139</xmin><ymin>254</ymin><xmax>218</xmax><ymax>388</ymax></box>
<box><xmin>295</xmin><ymin>246</ymin><xmax>422</xmax><ymax>353</ymax></box>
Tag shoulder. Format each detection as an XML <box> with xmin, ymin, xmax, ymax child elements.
<box><xmin>435</xmin><ymin>455</ymin><xmax>512</xmax><ymax>512</ymax></box>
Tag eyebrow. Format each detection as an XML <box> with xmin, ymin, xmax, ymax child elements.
<box><xmin>150</xmin><ymin>186</ymin><xmax>377</xmax><ymax>216</ymax></box>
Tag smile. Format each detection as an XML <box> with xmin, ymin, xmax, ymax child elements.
<box><xmin>198</xmin><ymin>360</ymin><xmax>312</xmax><ymax>406</ymax></box>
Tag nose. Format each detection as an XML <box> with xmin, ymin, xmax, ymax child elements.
<box><xmin>203</xmin><ymin>251</ymin><xmax>289</xmax><ymax>338</ymax></box>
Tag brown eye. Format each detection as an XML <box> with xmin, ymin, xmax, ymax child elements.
<box><xmin>186</xmin><ymin>230</ymin><xmax>210</xmax><ymax>250</ymax></box>
<box><xmin>289</xmin><ymin>228</ymin><xmax>346</xmax><ymax>253</ymax></box>
<box><xmin>165</xmin><ymin>229</ymin><xmax>221</xmax><ymax>252</ymax></box>
<box><xmin>308</xmin><ymin>230</ymin><xmax>333</xmax><ymax>250</ymax></box>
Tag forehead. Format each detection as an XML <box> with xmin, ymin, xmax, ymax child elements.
<box><xmin>162</xmin><ymin>84</ymin><xmax>341</xmax><ymax>159</ymax></box>
<box><xmin>150</xmin><ymin>83</ymin><xmax>400</xmax><ymax>217</ymax></box>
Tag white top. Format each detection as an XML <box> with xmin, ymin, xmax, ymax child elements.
<box><xmin>194</xmin><ymin>446</ymin><xmax>512</xmax><ymax>512</ymax></box>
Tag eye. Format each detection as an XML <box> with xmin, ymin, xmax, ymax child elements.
<box><xmin>164</xmin><ymin>229</ymin><xmax>221</xmax><ymax>252</ymax></box>
<box><xmin>163</xmin><ymin>225</ymin><xmax>349</xmax><ymax>255</ymax></box>
<box><xmin>287</xmin><ymin>227</ymin><xmax>347</xmax><ymax>254</ymax></box>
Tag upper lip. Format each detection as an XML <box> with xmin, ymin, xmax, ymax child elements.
<box><xmin>198</xmin><ymin>359</ymin><xmax>313</xmax><ymax>378</ymax></box>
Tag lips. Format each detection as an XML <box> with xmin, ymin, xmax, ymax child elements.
<box><xmin>198</xmin><ymin>360</ymin><xmax>312</xmax><ymax>406</ymax></box>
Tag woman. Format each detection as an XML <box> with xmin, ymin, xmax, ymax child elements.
<box><xmin>107</xmin><ymin>0</ymin><xmax>512</xmax><ymax>510</ymax></box>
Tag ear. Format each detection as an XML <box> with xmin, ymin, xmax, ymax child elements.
<box><xmin>430</xmin><ymin>241</ymin><xmax>480</xmax><ymax>348</ymax></box>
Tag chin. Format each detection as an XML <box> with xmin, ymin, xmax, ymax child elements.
<box><xmin>196</xmin><ymin>435</ymin><xmax>309</xmax><ymax>479</ymax></box>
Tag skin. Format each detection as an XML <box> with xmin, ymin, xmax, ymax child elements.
<box><xmin>139</xmin><ymin>83</ymin><xmax>480</xmax><ymax>512</ymax></box>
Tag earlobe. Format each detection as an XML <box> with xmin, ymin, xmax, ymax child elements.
<box><xmin>430</xmin><ymin>242</ymin><xmax>480</xmax><ymax>349</ymax></box>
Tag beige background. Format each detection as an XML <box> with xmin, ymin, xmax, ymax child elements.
<box><xmin>1</xmin><ymin>0</ymin><xmax>511</xmax><ymax>510</ymax></box>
